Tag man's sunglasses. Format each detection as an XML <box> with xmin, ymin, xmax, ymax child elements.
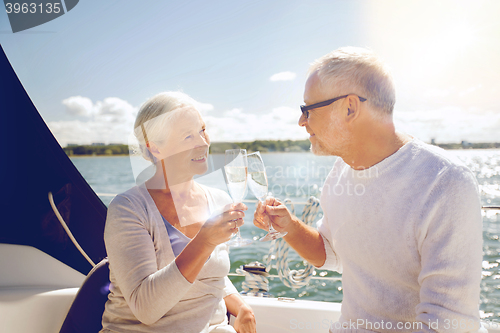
<box><xmin>300</xmin><ymin>95</ymin><xmax>367</xmax><ymax>119</ymax></box>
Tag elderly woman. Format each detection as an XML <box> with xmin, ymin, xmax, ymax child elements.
<box><xmin>100</xmin><ymin>92</ymin><xmax>256</xmax><ymax>333</ymax></box>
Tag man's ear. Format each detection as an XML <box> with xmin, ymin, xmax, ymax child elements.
<box><xmin>345</xmin><ymin>95</ymin><xmax>361</xmax><ymax>123</ymax></box>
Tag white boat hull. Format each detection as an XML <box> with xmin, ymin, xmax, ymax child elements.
<box><xmin>239</xmin><ymin>296</ymin><xmax>341</xmax><ymax>332</ymax></box>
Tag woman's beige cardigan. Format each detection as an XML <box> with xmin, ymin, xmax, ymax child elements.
<box><xmin>100</xmin><ymin>183</ymin><xmax>238</xmax><ymax>333</ymax></box>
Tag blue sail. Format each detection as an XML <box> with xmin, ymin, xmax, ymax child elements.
<box><xmin>0</xmin><ymin>44</ymin><xmax>107</xmax><ymax>275</ymax></box>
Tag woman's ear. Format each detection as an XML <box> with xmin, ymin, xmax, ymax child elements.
<box><xmin>147</xmin><ymin>141</ymin><xmax>161</xmax><ymax>160</ymax></box>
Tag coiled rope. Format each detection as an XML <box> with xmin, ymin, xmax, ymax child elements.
<box><xmin>235</xmin><ymin>196</ymin><xmax>322</xmax><ymax>294</ymax></box>
<box><xmin>265</xmin><ymin>196</ymin><xmax>321</xmax><ymax>289</ymax></box>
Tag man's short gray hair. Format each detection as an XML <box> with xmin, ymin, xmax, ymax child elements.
<box><xmin>309</xmin><ymin>47</ymin><xmax>395</xmax><ymax>115</ymax></box>
<box><xmin>134</xmin><ymin>91</ymin><xmax>197</xmax><ymax>162</ymax></box>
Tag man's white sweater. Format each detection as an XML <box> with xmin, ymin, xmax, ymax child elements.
<box><xmin>317</xmin><ymin>139</ymin><xmax>485</xmax><ymax>333</ymax></box>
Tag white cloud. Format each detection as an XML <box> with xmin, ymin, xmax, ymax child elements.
<box><xmin>62</xmin><ymin>96</ymin><xmax>94</xmax><ymax>116</ymax></box>
<box><xmin>53</xmin><ymin>96</ymin><xmax>307</xmax><ymax>147</ymax></box>
<box><xmin>270</xmin><ymin>106</ymin><xmax>297</xmax><ymax>124</ymax></box>
<box><xmin>203</xmin><ymin>106</ymin><xmax>306</xmax><ymax>142</ymax></box>
<box><xmin>48</xmin><ymin>120</ymin><xmax>134</xmax><ymax>146</ymax></box>
<box><xmin>269</xmin><ymin>71</ymin><xmax>296</xmax><ymax>82</ymax></box>
<box><xmin>52</xmin><ymin>94</ymin><xmax>500</xmax><ymax>148</ymax></box>
<box><xmin>223</xmin><ymin>108</ymin><xmax>244</xmax><ymax>118</ymax></box>
<box><xmin>193</xmin><ymin>101</ymin><xmax>214</xmax><ymax>115</ymax></box>
<box><xmin>95</xmin><ymin>97</ymin><xmax>137</xmax><ymax>124</ymax></box>
<box><xmin>50</xmin><ymin>96</ymin><xmax>138</xmax><ymax>146</ymax></box>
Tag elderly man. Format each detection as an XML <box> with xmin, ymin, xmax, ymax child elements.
<box><xmin>254</xmin><ymin>47</ymin><xmax>485</xmax><ymax>332</ymax></box>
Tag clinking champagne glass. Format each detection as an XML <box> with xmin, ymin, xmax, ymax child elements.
<box><xmin>224</xmin><ymin>149</ymin><xmax>253</xmax><ymax>247</ymax></box>
<box><xmin>247</xmin><ymin>151</ymin><xmax>287</xmax><ymax>241</ymax></box>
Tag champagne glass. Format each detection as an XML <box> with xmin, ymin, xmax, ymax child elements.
<box><xmin>224</xmin><ymin>149</ymin><xmax>253</xmax><ymax>247</ymax></box>
<box><xmin>247</xmin><ymin>151</ymin><xmax>287</xmax><ymax>241</ymax></box>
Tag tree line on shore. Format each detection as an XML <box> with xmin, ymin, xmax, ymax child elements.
<box><xmin>63</xmin><ymin>140</ymin><xmax>312</xmax><ymax>156</ymax></box>
<box><xmin>63</xmin><ymin>140</ymin><xmax>500</xmax><ymax>156</ymax></box>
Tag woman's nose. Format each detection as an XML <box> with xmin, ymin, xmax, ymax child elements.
<box><xmin>194</xmin><ymin>132</ymin><xmax>209</xmax><ymax>148</ymax></box>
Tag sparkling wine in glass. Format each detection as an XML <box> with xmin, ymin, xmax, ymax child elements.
<box><xmin>224</xmin><ymin>149</ymin><xmax>253</xmax><ymax>247</ymax></box>
<box><xmin>247</xmin><ymin>152</ymin><xmax>287</xmax><ymax>241</ymax></box>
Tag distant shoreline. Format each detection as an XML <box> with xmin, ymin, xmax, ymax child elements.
<box><xmin>64</xmin><ymin>141</ymin><xmax>500</xmax><ymax>157</ymax></box>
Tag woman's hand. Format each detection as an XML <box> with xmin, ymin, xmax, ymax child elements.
<box><xmin>197</xmin><ymin>202</ymin><xmax>247</xmax><ymax>248</ymax></box>
<box><xmin>253</xmin><ymin>197</ymin><xmax>294</xmax><ymax>233</ymax></box>
<box><xmin>233</xmin><ymin>303</ymin><xmax>256</xmax><ymax>333</ymax></box>
<box><xmin>224</xmin><ymin>293</ymin><xmax>256</xmax><ymax>333</ymax></box>
<box><xmin>177</xmin><ymin>203</ymin><xmax>247</xmax><ymax>283</ymax></box>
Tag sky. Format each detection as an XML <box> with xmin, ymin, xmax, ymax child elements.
<box><xmin>1</xmin><ymin>0</ymin><xmax>500</xmax><ymax>147</ymax></box>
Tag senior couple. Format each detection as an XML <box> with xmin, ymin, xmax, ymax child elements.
<box><xmin>100</xmin><ymin>47</ymin><xmax>485</xmax><ymax>333</ymax></box>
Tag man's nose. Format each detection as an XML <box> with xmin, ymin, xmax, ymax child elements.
<box><xmin>298</xmin><ymin>112</ymin><xmax>307</xmax><ymax>127</ymax></box>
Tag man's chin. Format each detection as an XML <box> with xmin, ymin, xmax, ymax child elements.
<box><xmin>310</xmin><ymin>143</ymin><xmax>329</xmax><ymax>156</ymax></box>
<box><xmin>312</xmin><ymin>142</ymin><xmax>343</xmax><ymax>157</ymax></box>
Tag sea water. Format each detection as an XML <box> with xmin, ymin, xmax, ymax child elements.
<box><xmin>71</xmin><ymin>150</ymin><xmax>500</xmax><ymax>319</ymax></box>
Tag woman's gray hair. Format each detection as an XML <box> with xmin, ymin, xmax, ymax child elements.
<box><xmin>134</xmin><ymin>91</ymin><xmax>197</xmax><ymax>162</ymax></box>
<box><xmin>309</xmin><ymin>47</ymin><xmax>395</xmax><ymax>116</ymax></box>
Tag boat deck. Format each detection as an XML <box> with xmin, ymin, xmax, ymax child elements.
<box><xmin>1</xmin><ymin>243</ymin><xmax>499</xmax><ymax>333</ymax></box>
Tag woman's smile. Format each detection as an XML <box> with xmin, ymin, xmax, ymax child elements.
<box><xmin>191</xmin><ymin>152</ymin><xmax>207</xmax><ymax>162</ymax></box>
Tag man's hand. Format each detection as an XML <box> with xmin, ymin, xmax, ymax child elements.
<box><xmin>253</xmin><ymin>197</ymin><xmax>295</xmax><ymax>233</ymax></box>
<box><xmin>253</xmin><ymin>196</ymin><xmax>326</xmax><ymax>267</ymax></box>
